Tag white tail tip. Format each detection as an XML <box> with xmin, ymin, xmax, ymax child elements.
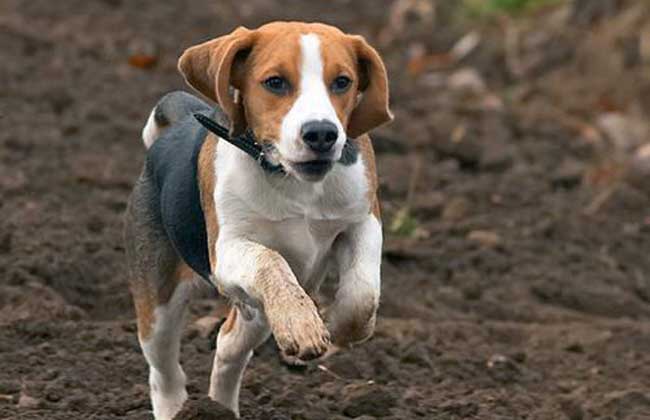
<box><xmin>142</xmin><ymin>109</ymin><xmax>160</xmax><ymax>149</ymax></box>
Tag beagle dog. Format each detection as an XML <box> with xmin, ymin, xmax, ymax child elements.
<box><xmin>124</xmin><ymin>22</ymin><xmax>392</xmax><ymax>419</ymax></box>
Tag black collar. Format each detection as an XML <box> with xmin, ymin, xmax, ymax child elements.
<box><xmin>194</xmin><ymin>113</ymin><xmax>284</xmax><ymax>174</ymax></box>
<box><xmin>194</xmin><ymin>113</ymin><xmax>359</xmax><ymax>173</ymax></box>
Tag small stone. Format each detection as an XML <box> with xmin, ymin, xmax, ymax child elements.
<box><xmin>467</xmin><ymin>230</ymin><xmax>501</xmax><ymax>248</ymax></box>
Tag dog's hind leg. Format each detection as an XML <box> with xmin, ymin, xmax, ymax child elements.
<box><xmin>209</xmin><ymin>307</ymin><xmax>270</xmax><ymax>417</ymax></box>
<box><xmin>126</xmin><ymin>176</ymin><xmax>197</xmax><ymax>420</ymax></box>
<box><xmin>136</xmin><ymin>274</ymin><xmax>193</xmax><ymax>420</ymax></box>
<box><xmin>130</xmin><ymin>260</ymin><xmax>196</xmax><ymax>420</ymax></box>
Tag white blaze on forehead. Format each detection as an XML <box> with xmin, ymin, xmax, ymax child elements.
<box><xmin>278</xmin><ymin>33</ymin><xmax>346</xmax><ymax>162</ymax></box>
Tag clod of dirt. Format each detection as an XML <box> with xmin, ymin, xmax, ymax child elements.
<box><xmin>441</xmin><ymin>196</ymin><xmax>470</xmax><ymax>222</ymax></box>
<box><xmin>341</xmin><ymin>384</ymin><xmax>396</xmax><ymax>418</ymax></box>
<box><xmin>172</xmin><ymin>397</ymin><xmax>236</xmax><ymax>420</ymax></box>
<box><xmin>467</xmin><ymin>230</ymin><xmax>502</xmax><ymax>248</ymax></box>
<box><xmin>551</xmin><ymin>158</ymin><xmax>585</xmax><ymax>189</ymax></box>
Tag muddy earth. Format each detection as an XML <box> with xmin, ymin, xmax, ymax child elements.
<box><xmin>2</xmin><ymin>0</ymin><xmax>650</xmax><ymax>419</ymax></box>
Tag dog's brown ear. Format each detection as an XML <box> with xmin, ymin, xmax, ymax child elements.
<box><xmin>178</xmin><ymin>27</ymin><xmax>254</xmax><ymax>136</ymax></box>
<box><xmin>346</xmin><ymin>35</ymin><xmax>393</xmax><ymax>138</ymax></box>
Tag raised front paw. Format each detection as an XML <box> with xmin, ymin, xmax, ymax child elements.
<box><xmin>267</xmin><ymin>294</ymin><xmax>331</xmax><ymax>361</ymax></box>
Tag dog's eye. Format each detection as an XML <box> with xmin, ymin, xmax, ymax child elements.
<box><xmin>331</xmin><ymin>76</ymin><xmax>352</xmax><ymax>94</ymax></box>
<box><xmin>263</xmin><ymin>76</ymin><xmax>290</xmax><ymax>95</ymax></box>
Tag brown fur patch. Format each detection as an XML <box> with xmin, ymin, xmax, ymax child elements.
<box><xmin>132</xmin><ymin>261</ymin><xmax>196</xmax><ymax>341</ymax></box>
<box><xmin>158</xmin><ymin>261</ymin><xmax>193</xmax><ymax>304</ymax></box>
<box><xmin>345</xmin><ymin>35</ymin><xmax>393</xmax><ymax>138</ymax></box>
<box><xmin>239</xmin><ymin>28</ymin><xmax>301</xmax><ymax>146</ymax></box>
<box><xmin>197</xmin><ymin>135</ymin><xmax>219</xmax><ymax>273</ymax></box>
<box><xmin>178</xmin><ymin>27</ymin><xmax>254</xmax><ymax>135</ymax></box>
<box><xmin>357</xmin><ymin>134</ymin><xmax>381</xmax><ymax>219</ymax></box>
<box><xmin>131</xmin><ymin>278</ymin><xmax>157</xmax><ymax>341</ymax></box>
<box><xmin>220</xmin><ymin>307</ymin><xmax>238</xmax><ymax>335</ymax></box>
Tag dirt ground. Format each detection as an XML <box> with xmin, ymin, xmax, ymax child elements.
<box><xmin>2</xmin><ymin>0</ymin><xmax>650</xmax><ymax>419</ymax></box>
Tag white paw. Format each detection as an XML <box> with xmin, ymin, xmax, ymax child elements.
<box><xmin>151</xmin><ymin>387</ymin><xmax>187</xmax><ymax>420</ymax></box>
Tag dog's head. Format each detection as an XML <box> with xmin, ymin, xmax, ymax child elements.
<box><xmin>178</xmin><ymin>22</ymin><xmax>392</xmax><ymax>182</ymax></box>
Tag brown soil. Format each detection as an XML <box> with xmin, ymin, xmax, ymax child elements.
<box><xmin>2</xmin><ymin>0</ymin><xmax>650</xmax><ymax>419</ymax></box>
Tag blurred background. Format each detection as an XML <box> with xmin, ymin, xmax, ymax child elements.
<box><xmin>2</xmin><ymin>0</ymin><xmax>650</xmax><ymax>418</ymax></box>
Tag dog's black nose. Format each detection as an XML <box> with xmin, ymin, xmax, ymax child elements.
<box><xmin>301</xmin><ymin>120</ymin><xmax>338</xmax><ymax>153</ymax></box>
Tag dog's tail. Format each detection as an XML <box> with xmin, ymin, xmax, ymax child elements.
<box><xmin>141</xmin><ymin>91</ymin><xmax>211</xmax><ymax>149</ymax></box>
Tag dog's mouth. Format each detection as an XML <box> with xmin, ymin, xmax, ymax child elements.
<box><xmin>262</xmin><ymin>141</ymin><xmax>336</xmax><ymax>182</ymax></box>
<box><xmin>288</xmin><ymin>159</ymin><xmax>334</xmax><ymax>181</ymax></box>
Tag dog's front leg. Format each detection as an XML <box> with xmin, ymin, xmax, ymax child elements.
<box><xmin>215</xmin><ymin>237</ymin><xmax>331</xmax><ymax>360</ymax></box>
<box><xmin>210</xmin><ymin>238</ymin><xmax>330</xmax><ymax>416</ymax></box>
<box><xmin>327</xmin><ymin>214</ymin><xmax>383</xmax><ymax>348</ymax></box>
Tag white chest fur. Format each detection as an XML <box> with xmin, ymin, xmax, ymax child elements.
<box><xmin>213</xmin><ymin>142</ymin><xmax>370</xmax><ymax>287</ymax></box>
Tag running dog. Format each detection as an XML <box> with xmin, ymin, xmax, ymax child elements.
<box><xmin>124</xmin><ymin>21</ymin><xmax>392</xmax><ymax>419</ymax></box>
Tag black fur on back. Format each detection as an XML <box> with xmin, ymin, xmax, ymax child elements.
<box><xmin>136</xmin><ymin>91</ymin><xmax>227</xmax><ymax>282</ymax></box>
